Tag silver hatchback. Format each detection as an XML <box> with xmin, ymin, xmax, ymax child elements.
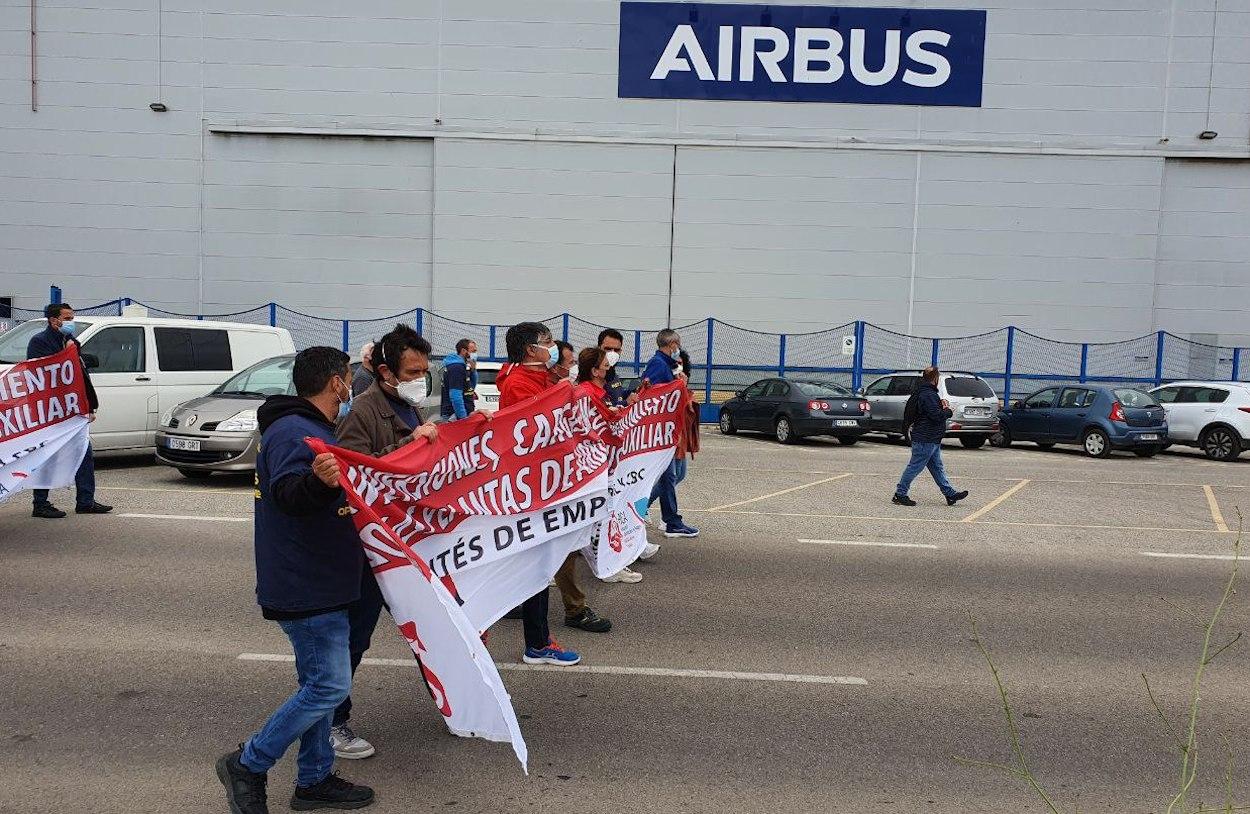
<box><xmin>861</xmin><ymin>371</ymin><xmax>1001</xmax><ymax>448</ymax></box>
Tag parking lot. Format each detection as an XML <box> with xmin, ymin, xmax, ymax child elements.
<box><xmin>2</xmin><ymin>432</ymin><xmax>1249</xmax><ymax>813</ymax></box>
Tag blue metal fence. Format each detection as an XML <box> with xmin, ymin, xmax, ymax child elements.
<box><xmin>10</xmin><ymin>294</ymin><xmax>1248</xmax><ymax>422</ymax></box>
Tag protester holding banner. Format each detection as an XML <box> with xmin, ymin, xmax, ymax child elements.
<box><xmin>642</xmin><ymin>329</ymin><xmax>699</xmax><ymax>539</ymax></box>
<box><xmin>496</xmin><ymin>321</ymin><xmax>582</xmax><ymax>666</ymax></box>
<box><xmin>25</xmin><ymin>303</ymin><xmax>111</xmax><ymax>519</ymax></box>
<box><xmin>329</xmin><ymin>324</ymin><xmax>440</xmax><ymax>761</ymax></box>
<box><xmin>217</xmin><ymin>346</ymin><xmax>375</xmax><ymax>814</ymax></box>
<box><xmin>598</xmin><ymin>328</ymin><xmax>631</xmax><ymax>407</ymax></box>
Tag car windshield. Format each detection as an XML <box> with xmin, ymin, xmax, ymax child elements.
<box><xmin>1114</xmin><ymin>388</ymin><xmax>1159</xmax><ymax>408</ymax></box>
<box><xmin>214</xmin><ymin>356</ymin><xmax>295</xmax><ymax>397</ymax></box>
<box><xmin>0</xmin><ymin>320</ymin><xmax>93</xmax><ymax>364</ymax></box>
<box><xmin>795</xmin><ymin>381</ymin><xmax>853</xmax><ymax>398</ymax></box>
<box><xmin>945</xmin><ymin>376</ymin><xmax>996</xmax><ymax>398</ymax></box>
<box><xmin>475</xmin><ymin>367</ymin><xmax>498</xmax><ymax>386</ymax></box>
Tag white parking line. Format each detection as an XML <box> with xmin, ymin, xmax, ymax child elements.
<box><xmin>705</xmin><ymin>473</ymin><xmax>853</xmax><ymax>512</ymax></box>
<box><xmin>237</xmin><ymin>653</ymin><xmax>867</xmax><ymax>686</ymax></box>
<box><xmin>1140</xmin><ymin>552</ymin><xmax>1239</xmax><ymax>561</ymax></box>
<box><xmin>797</xmin><ymin>539</ymin><xmax>940</xmax><ymax>550</ymax></box>
<box><xmin>1203</xmin><ymin>485</ymin><xmax>1230</xmax><ymax>534</ymax></box>
<box><xmin>118</xmin><ymin>512</ymin><xmax>249</xmax><ymax>522</ymax></box>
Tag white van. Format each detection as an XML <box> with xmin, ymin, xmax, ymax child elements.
<box><xmin>0</xmin><ymin>315</ymin><xmax>295</xmax><ymax>451</ymax></box>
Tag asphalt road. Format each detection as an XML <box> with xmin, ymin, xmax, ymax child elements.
<box><xmin>2</xmin><ymin>432</ymin><xmax>1249</xmax><ymax>813</ymax></box>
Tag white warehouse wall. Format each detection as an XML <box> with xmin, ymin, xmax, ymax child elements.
<box><xmin>0</xmin><ymin>0</ymin><xmax>1247</xmax><ymax>345</ymax></box>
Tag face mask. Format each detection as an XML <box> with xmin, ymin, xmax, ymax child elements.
<box><xmin>396</xmin><ymin>377</ymin><xmax>428</xmax><ymax>407</ymax></box>
<box><xmin>59</xmin><ymin>320</ymin><xmax>75</xmax><ymax>336</ymax></box>
<box><xmin>604</xmin><ymin>351</ymin><xmax>621</xmax><ymax>368</ymax></box>
<box><xmin>669</xmin><ymin>346</ymin><xmax>682</xmax><ymax>360</ymax></box>
<box><xmin>336</xmin><ymin>381</ymin><xmax>352</xmax><ymax>420</ymax></box>
<box><xmin>468</xmin><ymin>352</ymin><xmax>478</xmax><ymax>363</ymax></box>
<box><xmin>535</xmin><ymin>343</ymin><xmax>560</xmax><ymax>369</ymax></box>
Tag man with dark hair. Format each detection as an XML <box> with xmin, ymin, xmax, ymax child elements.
<box><xmin>27</xmin><ymin>302</ymin><xmax>111</xmax><ymax>518</ymax></box>
<box><xmin>597</xmin><ymin>328</ymin><xmax>630</xmax><ymax>407</ymax></box>
<box><xmin>496</xmin><ymin>321</ymin><xmax>581</xmax><ymax>666</ymax></box>
<box><xmin>331</xmin><ymin>324</ymin><xmax>439</xmax><ymax>760</ymax></box>
<box><xmin>552</xmin><ymin>340</ymin><xmax>576</xmax><ymax>385</ymax></box>
<box><xmin>892</xmin><ymin>366</ymin><xmax>969</xmax><ymax>507</ymax></box>
<box><xmin>217</xmin><ymin>346</ymin><xmax>375</xmax><ymax>814</ymax></box>
<box><xmin>642</xmin><ymin>329</ymin><xmax>698</xmax><ymax>539</ymax></box>
<box><xmin>441</xmin><ymin>338</ymin><xmax>478</xmax><ymax>421</ymax></box>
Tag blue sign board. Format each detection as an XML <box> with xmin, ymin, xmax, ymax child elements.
<box><xmin>618</xmin><ymin>2</ymin><xmax>986</xmax><ymax>107</ymax></box>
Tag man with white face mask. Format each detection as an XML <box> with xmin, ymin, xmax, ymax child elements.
<box><xmin>598</xmin><ymin>328</ymin><xmax>630</xmax><ymax>407</ymax></box>
<box><xmin>331</xmin><ymin>323</ymin><xmax>438</xmax><ymax>761</ymax></box>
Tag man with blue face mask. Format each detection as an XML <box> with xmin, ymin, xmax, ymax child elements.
<box><xmin>642</xmin><ymin>329</ymin><xmax>698</xmax><ymax>539</ymax></box>
<box><xmin>26</xmin><ymin>302</ymin><xmax>111</xmax><ymax>519</ymax></box>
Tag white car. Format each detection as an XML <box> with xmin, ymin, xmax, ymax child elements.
<box><xmin>1149</xmin><ymin>381</ymin><xmax>1250</xmax><ymax>461</ymax></box>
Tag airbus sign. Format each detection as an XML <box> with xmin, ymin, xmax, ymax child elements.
<box><xmin>618</xmin><ymin>2</ymin><xmax>986</xmax><ymax>107</ymax></box>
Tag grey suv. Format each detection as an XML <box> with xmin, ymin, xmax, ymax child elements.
<box><xmin>860</xmin><ymin>371</ymin><xmax>1000</xmax><ymax>448</ymax></box>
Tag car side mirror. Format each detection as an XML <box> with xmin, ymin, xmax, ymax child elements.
<box><xmin>856</xmin><ymin>387</ymin><xmax>865</xmax><ymax>396</ymax></box>
<box><xmin>735</xmin><ymin>390</ymin><xmax>746</xmax><ymax>399</ymax></box>
<box><xmin>81</xmin><ymin>353</ymin><xmax>100</xmax><ymax>370</ymax></box>
<box><xmin>1011</xmin><ymin>400</ymin><xmax>1024</xmax><ymax>409</ymax></box>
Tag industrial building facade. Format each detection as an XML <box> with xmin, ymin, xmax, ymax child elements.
<box><xmin>1</xmin><ymin>0</ymin><xmax>1248</xmax><ymax>344</ymax></box>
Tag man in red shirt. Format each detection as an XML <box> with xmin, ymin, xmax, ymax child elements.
<box><xmin>495</xmin><ymin>321</ymin><xmax>582</xmax><ymax>666</ymax></box>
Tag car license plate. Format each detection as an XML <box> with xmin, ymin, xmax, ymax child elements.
<box><xmin>1139</xmin><ymin>433</ymin><xmax>1159</xmax><ymax>441</ymax></box>
<box><xmin>966</xmin><ymin>407</ymin><xmax>989</xmax><ymax>416</ymax></box>
<box><xmin>484</xmin><ymin>394</ymin><xmax>498</xmax><ymax>403</ymax></box>
<box><xmin>167</xmin><ymin>437</ymin><xmax>200</xmax><ymax>452</ymax></box>
<box><xmin>835</xmin><ymin>420</ymin><xmax>858</xmax><ymax>427</ymax></box>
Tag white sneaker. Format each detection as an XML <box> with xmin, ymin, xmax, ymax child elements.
<box><xmin>330</xmin><ymin>724</ymin><xmax>376</xmax><ymax>760</ymax></box>
<box><xmin>638</xmin><ymin>543</ymin><xmax>661</xmax><ymax>561</ymax></box>
<box><xmin>600</xmin><ymin>566</ymin><xmax>643</xmax><ymax>584</ymax></box>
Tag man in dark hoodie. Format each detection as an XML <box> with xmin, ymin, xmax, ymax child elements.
<box><xmin>892</xmin><ymin>366</ymin><xmax>969</xmax><ymax>507</ymax></box>
<box><xmin>217</xmin><ymin>346</ymin><xmax>374</xmax><ymax>814</ymax></box>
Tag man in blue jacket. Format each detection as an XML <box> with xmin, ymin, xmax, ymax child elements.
<box><xmin>892</xmin><ymin>366</ymin><xmax>970</xmax><ymax>507</ymax></box>
<box><xmin>642</xmin><ymin>329</ymin><xmax>698</xmax><ymax>539</ymax></box>
<box><xmin>26</xmin><ymin>302</ymin><xmax>111</xmax><ymax>518</ymax></box>
<box><xmin>440</xmin><ymin>338</ymin><xmax>478</xmax><ymax>420</ymax></box>
<box><xmin>217</xmin><ymin>346</ymin><xmax>375</xmax><ymax>814</ymax></box>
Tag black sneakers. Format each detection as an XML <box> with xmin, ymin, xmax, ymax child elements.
<box><xmin>75</xmin><ymin>501</ymin><xmax>114</xmax><ymax>514</ymax></box>
<box><xmin>291</xmin><ymin>773</ymin><xmax>375</xmax><ymax>810</ymax></box>
<box><xmin>891</xmin><ymin>494</ymin><xmax>917</xmax><ymax>507</ymax></box>
<box><xmin>946</xmin><ymin>490</ymin><xmax>970</xmax><ymax>507</ymax></box>
<box><xmin>216</xmin><ymin>748</ymin><xmax>269</xmax><ymax>814</ymax></box>
<box><xmin>565</xmin><ymin>607</ymin><xmax>612</xmax><ymax>633</ymax></box>
<box><xmin>32</xmin><ymin>503</ymin><xmax>67</xmax><ymax>519</ymax></box>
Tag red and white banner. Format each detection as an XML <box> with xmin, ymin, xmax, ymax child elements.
<box><xmin>0</xmin><ymin>345</ymin><xmax>91</xmax><ymax>503</ymax></box>
<box><xmin>307</xmin><ymin>379</ymin><xmax>688</xmax><ymax>771</ymax></box>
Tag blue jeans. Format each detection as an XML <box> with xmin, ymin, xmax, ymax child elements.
<box><xmin>242</xmin><ymin>610</ymin><xmax>351</xmax><ymax>788</ymax></box>
<box><xmin>333</xmin><ymin>570</ymin><xmax>385</xmax><ymax>727</ymax></box>
<box><xmin>896</xmin><ymin>441</ymin><xmax>956</xmax><ymax>498</ymax></box>
<box><xmin>649</xmin><ymin>459</ymin><xmax>684</xmax><ymax>527</ymax></box>
<box><xmin>32</xmin><ymin>442</ymin><xmax>95</xmax><ymax>509</ymax></box>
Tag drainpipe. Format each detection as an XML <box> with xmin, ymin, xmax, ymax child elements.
<box><xmin>30</xmin><ymin>0</ymin><xmax>37</xmax><ymax>111</ymax></box>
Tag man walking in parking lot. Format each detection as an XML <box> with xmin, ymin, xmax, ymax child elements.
<box><xmin>440</xmin><ymin>338</ymin><xmax>478</xmax><ymax>421</ymax></box>
<box><xmin>892</xmin><ymin>366</ymin><xmax>969</xmax><ymax>507</ymax></box>
<box><xmin>27</xmin><ymin>302</ymin><xmax>112</xmax><ymax>519</ymax></box>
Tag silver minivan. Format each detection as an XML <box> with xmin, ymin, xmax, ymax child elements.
<box><xmin>861</xmin><ymin>371</ymin><xmax>1000</xmax><ymax>448</ymax></box>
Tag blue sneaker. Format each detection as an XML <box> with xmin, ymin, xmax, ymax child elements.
<box><xmin>664</xmin><ymin>522</ymin><xmax>699</xmax><ymax>538</ymax></box>
<box><xmin>523</xmin><ymin>640</ymin><xmax>581</xmax><ymax>666</ymax></box>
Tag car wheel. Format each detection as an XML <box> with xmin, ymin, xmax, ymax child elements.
<box><xmin>1082</xmin><ymin>428</ymin><xmax>1111</xmax><ymax>458</ymax></box>
<box><xmin>1133</xmin><ymin>446</ymin><xmax>1160</xmax><ymax>458</ymax></box>
<box><xmin>1200</xmin><ymin>426</ymin><xmax>1242</xmax><ymax>461</ymax></box>
<box><xmin>718</xmin><ymin>409</ymin><xmax>737</xmax><ymax>435</ymax></box>
<box><xmin>990</xmin><ymin>427</ymin><xmax>1012</xmax><ymax>448</ymax></box>
<box><xmin>1036</xmin><ymin>442</ymin><xmax>1056</xmax><ymax>449</ymax></box>
<box><xmin>960</xmin><ymin>435</ymin><xmax>987</xmax><ymax>449</ymax></box>
<box><xmin>837</xmin><ymin>436</ymin><xmax>859</xmax><ymax>446</ymax></box>
<box><xmin>775</xmin><ymin>416</ymin><xmax>798</xmax><ymax>445</ymax></box>
<box><xmin>178</xmin><ymin>468</ymin><xmax>212</xmax><ymax>480</ymax></box>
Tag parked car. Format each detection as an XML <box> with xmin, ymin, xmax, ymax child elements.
<box><xmin>0</xmin><ymin>315</ymin><xmax>294</xmax><ymax>451</ymax></box>
<box><xmin>1149</xmin><ymin>381</ymin><xmax>1250</xmax><ymax>461</ymax></box>
<box><xmin>718</xmin><ymin>378</ymin><xmax>869</xmax><ymax>444</ymax></box>
<box><xmin>155</xmin><ymin>355</ymin><xmax>496</xmax><ymax>477</ymax></box>
<box><xmin>860</xmin><ymin>370</ymin><xmax>1000</xmax><ymax>448</ymax></box>
<box><xmin>995</xmin><ymin>385</ymin><xmax>1167</xmax><ymax>458</ymax></box>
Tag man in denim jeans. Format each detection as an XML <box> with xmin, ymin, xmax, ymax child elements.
<box><xmin>216</xmin><ymin>347</ymin><xmax>374</xmax><ymax>814</ymax></box>
<box><xmin>892</xmin><ymin>366</ymin><xmax>970</xmax><ymax>508</ymax></box>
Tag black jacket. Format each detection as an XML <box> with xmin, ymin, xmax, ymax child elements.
<box><xmin>253</xmin><ymin>395</ymin><xmax>362</xmax><ymax>619</ymax></box>
<box><xmin>28</xmin><ymin>326</ymin><xmax>99</xmax><ymax>411</ymax></box>
<box><xmin>907</xmin><ymin>381</ymin><xmax>952</xmax><ymax>444</ymax></box>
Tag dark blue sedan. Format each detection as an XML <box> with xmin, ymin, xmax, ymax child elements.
<box><xmin>995</xmin><ymin>385</ymin><xmax>1168</xmax><ymax>457</ymax></box>
<box><xmin>718</xmin><ymin>378</ymin><xmax>870</xmax><ymax>445</ymax></box>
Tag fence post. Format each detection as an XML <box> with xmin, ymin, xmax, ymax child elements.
<box><xmin>1154</xmin><ymin>330</ymin><xmax>1166</xmax><ymax>386</ymax></box>
<box><xmin>703</xmin><ymin>318</ymin><xmax>714</xmax><ymax>406</ymax></box>
<box><xmin>49</xmin><ymin>285</ymin><xmax>61</xmax><ymax>304</ymax></box>
<box><xmin>930</xmin><ymin>337</ymin><xmax>940</xmax><ymax>367</ymax></box>
<box><xmin>488</xmin><ymin>325</ymin><xmax>497</xmax><ymax>361</ymax></box>
<box><xmin>1003</xmin><ymin>326</ymin><xmax>1015</xmax><ymax>402</ymax></box>
<box><xmin>341</xmin><ymin>320</ymin><xmax>350</xmax><ymax>353</ymax></box>
<box><xmin>633</xmin><ymin>329</ymin><xmax>642</xmax><ymax>375</ymax></box>
<box><xmin>778</xmin><ymin>334</ymin><xmax>787</xmax><ymax>377</ymax></box>
<box><xmin>118</xmin><ymin>297</ymin><xmax>127</xmax><ymax>315</ymax></box>
<box><xmin>852</xmin><ymin>321</ymin><xmax>865</xmax><ymax>392</ymax></box>
<box><xmin>561</xmin><ymin>313</ymin><xmax>570</xmax><ymax>343</ymax></box>
<box><xmin>415</xmin><ymin>308</ymin><xmax>423</xmax><ymax>336</ymax></box>
<box><xmin>1233</xmin><ymin>348</ymin><xmax>1242</xmax><ymax>382</ymax></box>
<box><xmin>268</xmin><ymin>302</ymin><xmax>277</xmax><ymax>327</ymax></box>
<box><xmin>1079</xmin><ymin>343</ymin><xmax>1089</xmax><ymax>383</ymax></box>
